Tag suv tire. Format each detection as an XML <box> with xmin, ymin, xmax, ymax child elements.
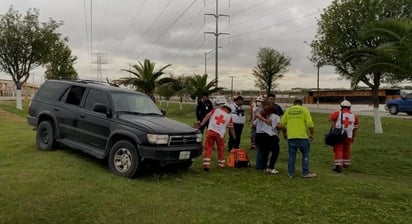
<box><xmin>108</xmin><ymin>140</ymin><xmax>140</xmax><ymax>178</ymax></box>
<box><xmin>388</xmin><ymin>105</ymin><xmax>399</xmax><ymax>115</ymax></box>
<box><xmin>36</xmin><ymin>120</ymin><xmax>57</xmax><ymax>150</ymax></box>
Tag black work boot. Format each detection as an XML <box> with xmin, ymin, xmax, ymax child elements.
<box><xmin>332</xmin><ymin>165</ymin><xmax>342</xmax><ymax>173</ymax></box>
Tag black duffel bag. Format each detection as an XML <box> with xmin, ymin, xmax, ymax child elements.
<box><xmin>324</xmin><ymin>127</ymin><xmax>347</xmax><ymax>146</ymax></box>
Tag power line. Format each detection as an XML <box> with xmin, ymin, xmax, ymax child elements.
<box><xmin>230</xmin><ymin>0</ymin><xmax>268</xmax><ymax>17</ymax></box>
<box><xmin>90</xmin><ymin>0</ymin><xmax>93</xmax><ymax>53</ymax></box>
<box><xmin>125</xmin><ymin>0</ymin><xmax>146</xmax><ymax>38</ymax></box>
<box><xmin>231</xmin><ymin>26</ymin><xmax>316</xmax><ymax>44</ymax></box>
<box><xmin>142</xmin><ymin>0</ymin><xmax>172</xmax><ymax>36</ymax></box>
<box><xmin>83</xmin><ymin>0</ymin><xmax>89</xmax><ymax>50</ymax></box>
<box><xmin>231</xmin><ymin>11</ymin><xmax>318</xmax><ymax>38</ymax></box>
<box><xmin>136</xmin><ymin>0</ymin><xmax>198</xmax><ymax>59</ymax></box>
<box><xmin>230</xmin><ymin>0</ymin><xmax>312</xmax><ymax>27</ymax></box>
<box><xmin>180</xmin><ymin>1</ymin><xmax>206</xmax><ymax>45</ymax></box>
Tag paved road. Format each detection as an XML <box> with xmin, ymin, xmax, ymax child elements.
<box><xmin>289</xmin><ymin>103</ymin><xmax>412</xmax><ymax>119</ymax></box>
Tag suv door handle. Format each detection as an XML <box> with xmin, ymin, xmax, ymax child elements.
<box><xmin>54</xmin><ymin>107</ymin><xmax>59</xmax><ymax>111</ymax></box>
<box><xmin>80</xmin><ymin>115</ymin><xmax>85</xmax><ymax>118</ymax></box>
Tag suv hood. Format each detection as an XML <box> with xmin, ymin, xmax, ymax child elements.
<box><xmin>118</xmin><ymin>114</ymin><xmax>196</xmax><ymax>134</ymax></box>
<box><xmin>386</xmin><ymin>98</ymin><xmax>402</xmax><ymax>104</ymax></box>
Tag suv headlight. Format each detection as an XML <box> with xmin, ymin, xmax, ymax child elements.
<box><xmin>147</xmin><ymin>134</ymin><xmax>169</xmax><ymax>144</ymax></box>
<box><xmin>196</xmin><ymin>133</ymin><xmax>202</xmax><ymax>143</ymax></box>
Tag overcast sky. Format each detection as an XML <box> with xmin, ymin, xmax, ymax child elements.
<box><xmin>0</xmin><ymin>0</ymin><xmax>352</xmax><ymax>91</ymax></box>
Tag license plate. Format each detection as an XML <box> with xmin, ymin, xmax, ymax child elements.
<box><xmin>179</xmin><ymin>151</ymin><xmax>190</xmax><ymax>160</ymax></box>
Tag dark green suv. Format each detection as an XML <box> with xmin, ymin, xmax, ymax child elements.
<box><xmin>27</xmin><ymin>80</ymin><xmax>202</xmax><ymax>178</ymax></box>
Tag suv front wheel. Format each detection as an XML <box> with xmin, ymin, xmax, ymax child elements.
<box><xmin>36</xmin><ymin>120</ymin><xmax>57</xmax><ymax>150</ymax></box>
<box><xmin>108</xmin><ymin>140</ymin><xmax>140</xmax><ymax>178</ymax></box>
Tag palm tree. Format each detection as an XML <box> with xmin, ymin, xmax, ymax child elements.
<box><xmin>343</xmin><ymin>19</ymin><xmax>412</xmax><ymax>133</ymax></box>
<box><xmin>186</xmin><ymin>74</ymin><xmax>224</xmax><ymax>100</ymax></box>
<box><xmin>114</xmin><ymin>59</ymin><xmax>173</xmax><ymax>102</ymax></box>
<box><xmin>358</xmin><ymin>19</ymin><xmax>412</xmax><ymax>78</ymax></box>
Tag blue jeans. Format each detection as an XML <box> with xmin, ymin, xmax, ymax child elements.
<box><xmin>288</xmin><ymin>139</ymin><xmax>310</xmax><ymax>176</ymax></box>
<box><xmin>255</xmin><ymin>144</ymin><xmax>264</xmax><ymax>170</ymax></box>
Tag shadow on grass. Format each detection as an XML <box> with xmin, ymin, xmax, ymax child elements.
<box><xmin>55</xmin><ymin>144</ymin><xmax>198</xmax><ymax>180</ymax></box>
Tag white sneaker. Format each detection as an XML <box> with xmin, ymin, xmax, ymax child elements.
<box><xmin>266</xmin><ymin>169</ymin><xmax>279</xmax><ymax>174</ymax></box>
<box><xmin>271</xmin><ymin>169</ymin><xmax>279</xmax><ymax>174</ymax></box>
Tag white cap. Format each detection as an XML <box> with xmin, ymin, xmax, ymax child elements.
<box><xmin>222</xmin><ymin>103</ymin><xmax>232</xmax><ymax>112</ymax></box>
<box><xmin>256</xmin><ymin>96</ymin><xmax>264</xmax><ymax>102</ymax></box>
<box><xmin>340</xmin><ymin>100</ymin><xmax>351</xmax><ymax>107</ymax></box>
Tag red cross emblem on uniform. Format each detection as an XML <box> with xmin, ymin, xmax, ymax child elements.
<box><xmin>342</xmin><ymin>116</ymin><xmax>352</xmax><ymax>128</ymax></box>
<box><xmin>215</xmin><ymin>114</ymin><xmax>225</xmax><ymax>125</ymax></box>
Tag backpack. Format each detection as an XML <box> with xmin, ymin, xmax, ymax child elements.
<box><xmin>227</xmin><ymin>148</ymin><xmax>251</xmax><ymax>168</ymax></box>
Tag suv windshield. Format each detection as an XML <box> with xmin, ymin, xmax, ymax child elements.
<box><xmin>111</xmin><ymin>92</ymin><xmax>162</xmax><ymax>115</ymax></box>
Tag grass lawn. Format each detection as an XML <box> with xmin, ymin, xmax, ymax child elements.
<box><xmin>0</xmin><ymin>100</ymin><xmax>411</xmax><ymax>224</ymax></box>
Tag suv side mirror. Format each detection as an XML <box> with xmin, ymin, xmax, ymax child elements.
<box><xmin>93</xmin><ymin>103</ymin><xmax>108</xmax><ymax>114</ymax></box>
<box><xmin>161</xmin><ymin>109</ymin><xmax>166</xmax><ymax>116</ymax></box>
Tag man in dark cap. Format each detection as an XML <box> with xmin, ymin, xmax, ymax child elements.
<box><xmin>196</xmin><ymin>91</ymin><xmax>213</xmax><ymax>133</ymax></box>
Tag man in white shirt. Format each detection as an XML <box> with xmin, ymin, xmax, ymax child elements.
<box><xmin>228</xmin><ymin>95</ymin><xmax>245</xmax><ymax>151</ymax></box>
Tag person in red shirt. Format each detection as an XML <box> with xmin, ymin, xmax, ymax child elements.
<box><xmin>329</xmin><ymin>100</ymin><xmax>359</xmax><ymax>173</ymax></box>
<box><xmin>199</xmin><ymin>104</ymin><xmax>236</xmax><ymax>171</ymax></box>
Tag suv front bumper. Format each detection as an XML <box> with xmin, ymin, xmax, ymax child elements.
<box><xmin>138</xmin><ymin>144</ymin><xmax>203</xmax><ymax>161</ymax></box>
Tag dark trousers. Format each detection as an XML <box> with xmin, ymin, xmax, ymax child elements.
<box><xmin>255</xmin><ymin>133</ymin><xmax>280</xmax><ymax>169</ymax></box>
<box><xmin>228</xmin><ymin>123</ymin><xmax>244</xmax><ymax>151</ymax></box>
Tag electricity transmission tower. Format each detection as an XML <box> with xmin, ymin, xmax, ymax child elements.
<box><xmin>91</xmin><ymin>53</ymin><xmax>108</xmax><ymax>81</ymax></box>
<box><xmin>204</xmin><ymin>0</ymin><xmax>230</xmax><ymax>89</ymax></box>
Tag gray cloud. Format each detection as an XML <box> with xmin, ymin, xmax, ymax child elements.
<box><xmin>0</xmin><ymin>0</ymin><xmax>351</xmax><ymax>90</ymax></box>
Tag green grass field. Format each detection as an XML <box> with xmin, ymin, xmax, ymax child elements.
<box><xmin>0</xmin><ymin>100</ymin><xmax>411</xmax><ymax>224</ymax></box>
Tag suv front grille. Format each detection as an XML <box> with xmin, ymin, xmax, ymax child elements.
<box><xmin>168</xmin><ymin>134</ymin><xmax>197</xmax><ymax>146</ymax></box>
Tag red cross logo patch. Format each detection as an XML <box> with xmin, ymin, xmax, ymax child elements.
<box><xmin>215</xmin><ymin>114</ymin><xmax>225</xmax><ymax>125</ymax></box>
<box><xmin>342</xmin><ymin>116</ymin><xmax>352</xmax><ymax>128</ymax></box>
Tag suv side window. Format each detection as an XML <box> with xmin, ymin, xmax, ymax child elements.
<box><xmin>65</xmin><ymin>86</ymin><xmax>86</xmax><ymax>106</ymax></box>
<box><xmin>85</xmin><ymin>89</ymin><xmax>108</xmax><ymax>110</ymax></box>
<box><xmin>37</xmin><ymin>81</ymin><xmax>69</xmax><ymax>101</ymax></box>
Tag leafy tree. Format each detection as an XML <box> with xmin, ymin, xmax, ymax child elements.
<box><xmin>310</xmin><ymin>0</ymin><xmax>412</xmax><ymax>133</ymax></box>
<box><xmin>172</xmin><ymin>75</ymin><xmax>191</xmax><ymax>102</ymax></box>
<box><xmin>185</xmin><ymin>74</ymin><xmax>224</xmax><ymax>100</ymax></box>
<box><xmin>114</xmin><ymin>59</ymin><xmax>173</xmax><ymax>102</ymax></box>
<box><xmin>44</xmin><ymin>40</ymin><xmax>78</xmax><ymax>80</ymax></box>
<box><xmin>0</xmin><ymin>6</ymin><xmax>64</xmax><ymax>109</ymax></box>
<box><xmin>252</xmin><ymin>47</ymin><xmax>290</xmax><ymax>97</ymax></box>
<box><xmin>157</xmin><ymin>82</ymin><xmax>175</xmax><ymax>101</ymax></box>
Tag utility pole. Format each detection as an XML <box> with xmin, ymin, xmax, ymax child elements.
<box><xmin>204</xmin><ymin>49</ymin><xmax>215</xmax><ymax>75</ymax></box>
<box><xmin>316</xmin><ymin>63</ymin><xmax>321</xmax><ymax>109</ymax></box>
<box><xmin>204</xmin><ymin>0</ymin><xmax>229</xmax><ymax>89</ymax></box>
<box><xmin>204</xmin><ymin>47</ymin><xmax>222</xmax><ymax>75</ymax></box>
<box><xmin>229</xmin><ymin>75</ymin><xmax>234</xmax><ymax>98</ymax></box>
<box><xmin>91</xmin><ymin>53</ymin><xmax>108</xmax><ymax>81</ymax></box>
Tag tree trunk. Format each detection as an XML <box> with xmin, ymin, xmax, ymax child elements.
<box><xmin>371</xmin><ymin>86</ymin><xmax>383</xmax><ymax>133</ymax></box>
<box><xmin>373</xmin><ymin>108</ymin><xmax>383</xmax><ymax>133</ymax></box>
<box><xmin>16</xmin><ymin>89</ymin><xmax>23</xmax><ymax>110</ymax></box>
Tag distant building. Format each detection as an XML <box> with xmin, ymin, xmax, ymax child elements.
<box><xmin>305</xmin><ymin>89</ymin><xmax>401</xmax><ymax>104</ymax></box>
<box><xmin>0</xmin><ymin>79</ymin><xmax>39</xmax><ymax>97</ymax></box>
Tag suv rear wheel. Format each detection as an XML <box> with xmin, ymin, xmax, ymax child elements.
<box><xmin>388</xmin><ymin>105</ymin><xmax>399</xmax><ymax>115</ymax></box>
<box><xmin>36</xmin><ymin>120</ymin><xmax>57</xmax><ymax>150</ymax></box>
<box><xmin>108</xmin><ymin>140</ymin><xmax>140</xmax><ymax>178</ymax></box>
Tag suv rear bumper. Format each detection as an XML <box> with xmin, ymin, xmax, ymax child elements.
<box><xmin>27</xmin><ymin>116</ymin><xmax>37</xmax><ymax>127</ymax></box>
<box><xmin>139</xmin><ymin>144</ymin><xmax>202</xmax><ymax>161</ymax></box>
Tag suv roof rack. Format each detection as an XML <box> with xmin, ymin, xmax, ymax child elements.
<box><xmin>57</xmin><ymin>78</ymin><xmax>119</xmax><ymax>87</ymax></box>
